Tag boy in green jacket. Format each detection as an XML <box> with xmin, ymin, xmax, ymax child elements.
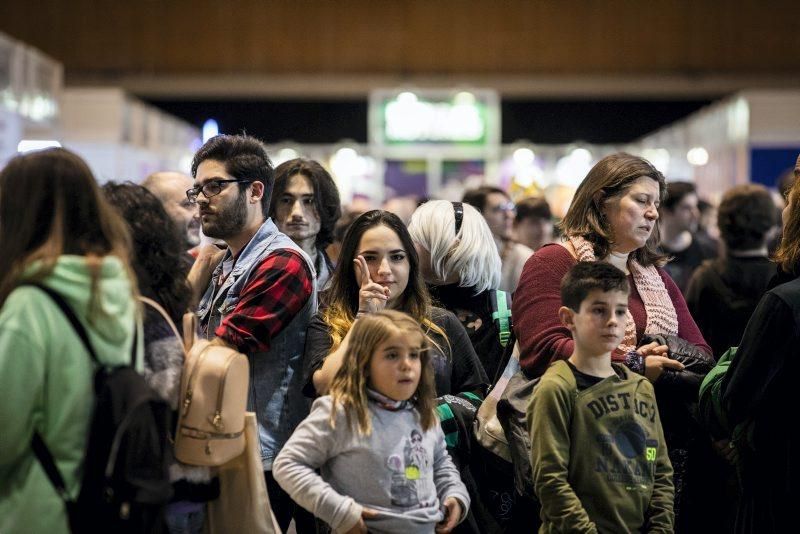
<box><xmin>528</xmin><ymin>261</ymin><xmax>674</xmax><ymax>533</ymax></box>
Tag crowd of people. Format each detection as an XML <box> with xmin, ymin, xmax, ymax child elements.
<box><xmin>0</xmin><ymin>135</ymin><xmax>798</xmax><ymax>534</ymax></box>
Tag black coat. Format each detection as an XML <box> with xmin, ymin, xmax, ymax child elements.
<box><xmin>721</xmin><ymin>275</ymin><xmax>800</xmax><ymax>533</ymax></box>
<box><xmin>427</xmin><ymin>283</ymin><xmax>507</xmax><ymax>382</ymax></box>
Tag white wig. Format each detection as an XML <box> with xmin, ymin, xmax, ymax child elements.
<box><xmin>408</xmin><ymin>199</ymin><xmax>501</xmax><ymax>293</ymax></box>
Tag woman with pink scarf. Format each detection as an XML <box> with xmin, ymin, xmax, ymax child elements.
<box><xmin>513</xmin><ymin>152</ymin><xmax>712</xmax><ymax>531</ymax></box>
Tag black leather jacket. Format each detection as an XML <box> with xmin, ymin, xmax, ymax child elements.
<box><xmin>639</xmin><ymin>333</ymin><xmax>714</xmax><ymax>449</ymax></box>
<box><xmin>639</xmin><ymin>333</ymin><xmax>715</xmax><ymax>399</ymax></box>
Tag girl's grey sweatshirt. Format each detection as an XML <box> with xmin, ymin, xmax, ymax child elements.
<box><xmin>273</xmin><ymin>395</ymin><xmax>470</xmax><ymax>533</ymax></box>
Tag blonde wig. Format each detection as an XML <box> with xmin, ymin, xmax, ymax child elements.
<box><xmin>408</xmin><ymin>200</ymin><xmax>501</xmax><ymax>293</ymax></box>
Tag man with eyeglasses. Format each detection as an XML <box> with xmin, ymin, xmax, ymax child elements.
<box><xmin>186</xmin><ymin>134</ymin><xmax>317</xmax><ymax>533</ymax></box>
<box><xmin>463</xmin><ymin>186</ymin><xmax>534</xmax><ymax>293</ymax></box>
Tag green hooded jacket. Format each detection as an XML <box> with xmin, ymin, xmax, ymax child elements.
<box><xmin>0</xmin><ymin>255</ymin><xmax>140</xmax><ymax>534</ymax></box>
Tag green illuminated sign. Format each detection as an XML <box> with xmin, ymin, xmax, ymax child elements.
<box><xmin>382</xmin><ymin>92</ymin><xmax>488</xmax><ymax>146</ymax></box>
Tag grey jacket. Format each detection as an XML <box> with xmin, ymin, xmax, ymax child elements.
<box><xmin>273</xmin><ymin>396</ymin><xmax>470</xmax><ymax>533</ymax></box>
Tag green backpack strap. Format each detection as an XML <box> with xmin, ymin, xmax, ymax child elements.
<box><xmin>490</xmin><ymin>290</ymin><xmax>513</xmax><ymax>348</ymax></box>
<box><xmin>698</xmin><ymin>346</ymin><xmax>737</xmax><ymax>438</ymax></box>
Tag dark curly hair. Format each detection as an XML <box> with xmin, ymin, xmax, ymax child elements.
<box><xmin>717</xmin><ymin>184</ymin><xmax>777</xmax><ymax>251</ymax></box>
<box><xmin>269</xmin><ymin>158</ymin><xmax>342</xmax><ymax>249</ymax></box>
<box><xmin>102</xmin><ymin>182</ymin><xmax>191</xmax><ymax>327</ymax></box>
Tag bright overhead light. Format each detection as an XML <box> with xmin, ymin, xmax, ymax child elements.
<box><xmin>453</xmin><ymin>91</ymin><xmax>475</xmax><ymax>105</ymax></box>
<box><xmin>334</xmin><ymin>147</ymin><xmax>358</xmax><ymax>161</ymax></box>
<box><xmin>687</xmin><ymin>147</ymin><xmax>709</xmax><ymax>166</ymax></box>
<box><xmin>202</xmin><ymin>119</ymin><xmax>219</xmax><ymax>143</ymax></box>
<box><xmin>17</xmin><ymin>140</ymin><xmax>61</xmax><ymax>153</ymax></box>
<box><xmin>556</xmin><ymin>152</ymin><xmax>593</xmax><ymax>187</ymax></box>
<box><xmin>513</xmin><ymin>148</ymin><xmax>535</xmax><ymax>167</ymax></box>
<box><xmin>397</xmin><ymin>92</ymin><xmax>418</xmax><ymax>104</ymax></box>
<box><xmin>514</xmin><ymin>166</ymin><xmax>545</xmax><ymax>189</ymax></box>
<box><xmin>275</xmin><ymin>148</ymin><xmax>299</xmax><ymax>165</ymax></box>
<box><xmin>641</xmin><ymin>148</ymin><xmax>671</xmax><ymax>174</ymax></box>
<box><xmin>571</xmin><ymin>148</ymin><xmax>592</xmax><ymax>161</ymax></box>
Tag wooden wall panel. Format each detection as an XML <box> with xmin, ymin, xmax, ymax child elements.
<box><xmin>1</xmin><ymin>0</ymin><xmax>798</xmax><ymax>76</ymax></box>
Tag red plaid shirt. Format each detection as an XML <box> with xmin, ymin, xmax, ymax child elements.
<box><xmin>215</xmin><ymin>249</ymin><xmax>313</xmax><ymax>354</ymax></box>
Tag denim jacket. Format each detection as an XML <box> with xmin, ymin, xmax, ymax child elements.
<box><xmin>197</xmin><ymin>218</ymin><xmax>317</xmax><ymax>470</ymax></box>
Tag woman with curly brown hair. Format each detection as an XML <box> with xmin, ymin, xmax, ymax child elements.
<box><xmin>103</xmin><ymin>182</ymin><xmax>218</xmax><ymax>534</ymax></box>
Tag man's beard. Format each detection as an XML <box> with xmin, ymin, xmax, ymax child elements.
<box><xmin>185</xmin><ymin>222</ymin><xmax>201</xmax><ymax>248</ymax></box>
<box><xmin>201</xmin><ymin>190</ymin><xmax>248</xmax><ymax>240</ymax></box>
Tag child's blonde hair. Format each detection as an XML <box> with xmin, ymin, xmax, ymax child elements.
<box><xmin>329</xmin><ymin>310</ymin><xmax>437</xmax><ymax>435</ymax></box>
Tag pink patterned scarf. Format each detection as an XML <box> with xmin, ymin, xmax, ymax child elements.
<box><xmin>569</xmin><ymin>235</ymin><xmax>679</xmax><ymax>353</ymax></box>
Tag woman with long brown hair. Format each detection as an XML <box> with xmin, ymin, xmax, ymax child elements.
<box><xmin>0</xmin><ymin>149</ymin><xmax>139</xmax><ymax>534</ymax></box>
<box><xmin>719</xmin><ymin>155</ymin><xmax>800</xmax><ymax>533</ymax></box>
<box><xmin>302</xmin><ymin>209</ymin><xmax>487</xmax><ymax>399</ymax></box>
<box><xmin>512</xmin><ymin>152</ymin><xmax>712</xmax><ymax>530</ymax></box>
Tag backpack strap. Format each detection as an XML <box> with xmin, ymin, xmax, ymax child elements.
<box><xmin>490</xmin><ymin>289</ymin><xmax>513</xmax><ymax>348</ymax></box>
<box><xmin>23</xmin><ymin>283</ymin><xmax>97</xmax><ymax>506</ymax></box>
<box><xmin>25</xmin><ymin>283</ymin><xmax>139</xmax><ymax>366</ymax></box>
<box><xmin>139</xmin><ymin>295</ymin><xmax>197</xmax><ymax>354</ymax></box>
<box><xmin>29</xmin><ymin>283</ymin><xmax>100</xmax><ymax>364</ymax></box>
<box><xmin>22</xmin><ymin>283</ymin><xmax>136</xmax><ymax>506</ymax></box>
<box><xmin>139</xmin><ymin>296</ymin><xmax>181</xmax><ymax>345</ymax></box>
<box><xmin>31</xmin><ymin>432</ymin><xmax>72</xmax><ymax>502</ymax></box>
<box><xmin>182</xmin><ymin>313</ymin><xmax>197</xmax><ymax>353</ymax></box>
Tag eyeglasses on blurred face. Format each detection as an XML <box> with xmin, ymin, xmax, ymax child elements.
<box><xmin>488</xmin><ymin>201</ymin><xmax>516</xmax><ymax>214</ymax></box>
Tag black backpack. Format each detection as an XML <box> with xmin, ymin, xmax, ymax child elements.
<box><xmin>28</xmin><ymin>284</ymin><xmax>173</xmax><ymax>533</ymax></box>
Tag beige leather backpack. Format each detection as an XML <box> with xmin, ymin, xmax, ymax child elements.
<box><xmin>139</xmin><ymin>297</ymin><xmax>250</xmax><ymax>466</ymax></box>
<box><xmin>173</xmin><ymin>312</ymin><xmax>250</xmax><ymax>466</ymax></box>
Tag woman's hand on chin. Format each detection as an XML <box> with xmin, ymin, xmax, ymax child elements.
<box><xmin>355</xmin><ymin>255</ymin><xmax>390</xmax><ymax>314</ymax></box>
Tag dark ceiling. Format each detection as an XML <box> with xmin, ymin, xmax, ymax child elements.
<box><xmin>146</xmin><ymin>98</ymin><xmax>714</xmax><ymax>145</ymax></box>
<box><xmin>1</xmin><ymin>0</ymin><xmax>795</xmax><ymax>143</ymax></box>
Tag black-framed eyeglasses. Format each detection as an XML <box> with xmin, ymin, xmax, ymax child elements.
<box><xmin>186</xmin><ymin>179</ymin><xmax>253</xmax><ymax>203</ymax></box>
<box><xmin>452</xmin><ymin>201</ymin><xmax>464</xmax><ymax>235</ymax></box>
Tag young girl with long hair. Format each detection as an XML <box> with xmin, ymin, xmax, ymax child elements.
<box><xmin>274</xmin><ymin>310</ymin><xmax>470</xmax><ymax>533</ymax></box>
<box><xmin>0</xmin><ymin>149</ymin><xmax>140</xmax><ymax>534</ymax></box>
<box><xmin>302</xmin><ymin>210</ymin><xmax>487</xmax><ymax>398</ymax></box>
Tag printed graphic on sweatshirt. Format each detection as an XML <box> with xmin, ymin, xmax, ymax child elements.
<box><xmin>585</xmin><ymin>392</ymin><xmax>659</xmax><ymax>489</ymax></box>
<box><xmin>595</xmin><ymin>419</ymin><xmax>658</xmax><ymax>488</ymax></box>
<box><xmin>386</xmin><ymin>430</ymin><xmax>434</xmax><ymax>508</ymax></box>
